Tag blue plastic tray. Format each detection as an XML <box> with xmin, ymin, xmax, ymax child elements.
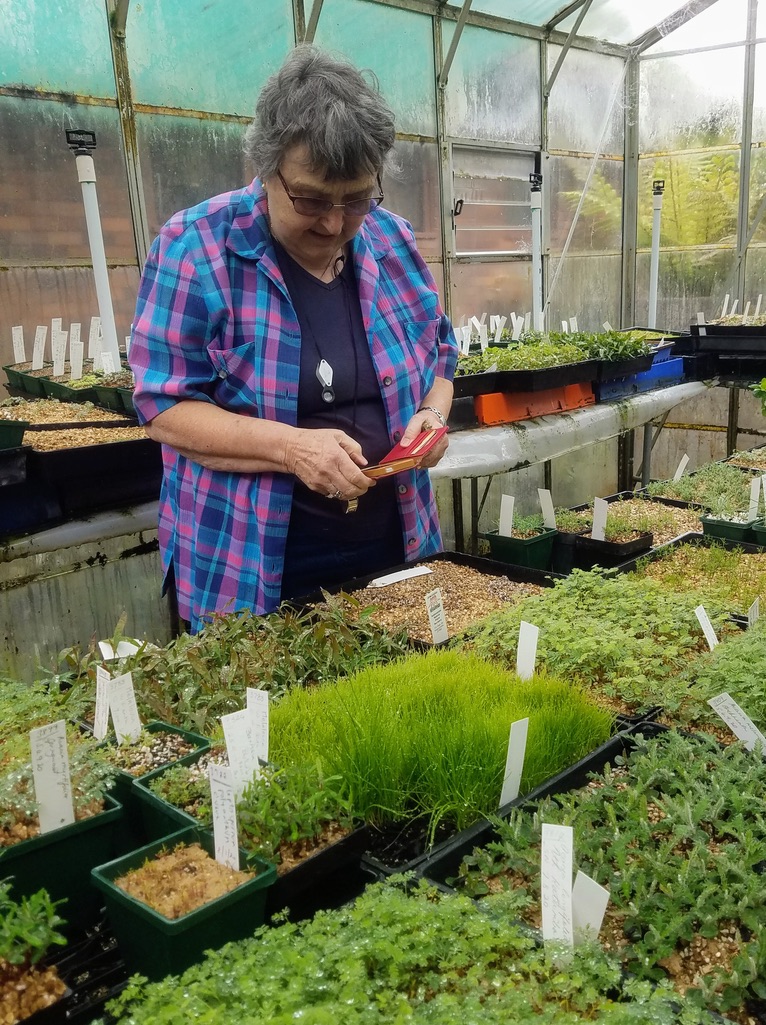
<box><xmin>596</xmin><ymin>357</ymin><xmax>684</xmax><ymax>402</ymax></box>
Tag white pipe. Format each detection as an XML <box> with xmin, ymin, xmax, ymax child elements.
<box><xmin>648</xmin><ymin>188</ymin><xmax>664</xmax><ymax>329</ymax></box>
<box><xmin>531</xmin><ymin>189</ymin><xmax>544</xmax><ymax>332</ymax></box>
<box><xmin>75</xmin><ymin>154</ymin><xmax>121</xmax><ymax>366</ymax></box>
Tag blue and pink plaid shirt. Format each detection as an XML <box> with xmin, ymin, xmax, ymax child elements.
<box><xmin>130</xmin><ymin>179</ymin><xmax>457</xmax><ymax>631</ymax></box>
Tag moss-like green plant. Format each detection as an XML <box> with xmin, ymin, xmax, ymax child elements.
<box><xmin>646</xmin><ymin>462</ymin><xmax>752</xmax><ymax>516</ymax></box>
<box><xmin>636</xmin><ymin>540</ymin><xmax>766</xmax><ymax>613</ymax></box>
<box><xmin>271</xmin><ymin>649</ymin><xmax>612</xmax><ymax>834</ymax></box>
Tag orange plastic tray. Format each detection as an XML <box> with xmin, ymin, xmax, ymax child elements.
<box><xmin>475</xmin><ymin>382</ymin><xmax>595</xmax><ymax>426</ymax></box>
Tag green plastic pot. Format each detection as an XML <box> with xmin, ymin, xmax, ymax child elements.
<box><xmin>0</xmin><ymin>419</ymin><xmax>28</xmax><ymax>450</ymax></box>
<box><xmin>0</xmin><ymin>794</ymin><xmax>123</xmax><ymax>937</ymax></box>
<box><xmin>91</xmin><ymin>825</ymin><xmax>277</xmax><ymax>980</ymax></box>
<box><xmin>118</xmin><ymin>387</ymin><xmax>136</xmax><ymax>415</ymax></box>
<box><xmin>479</xmin><ymin>527</ymin><xmax>558</xmax><ymax>570</ymax></box>
<box><xmin>752</xmin><ymin>521</ymin><xmax>766</xmax><ymax>547</ymax></box>
<box><xmin>132</xmin><ymin>746</ymin><xmax>211</xmax><ymax>842</ymax></box>
<box><xmin>699</xmin><ymin>515</ymin><xmax>757</xmax><ymax>544</ymax></box>
<box><xmin>2</xmin><ymin>364</ymin><xmax>25</xmax><ymax>390</ymax></box>
<box><xmin>40</xmin><ymin>376</ymin><xmax>98</xmax><ymax>404</ymax></box>
<box><xmin>92</xmin><ymin>384</ymin><xmax>124</xmax><ymax>412</ymax></box>
<box><xmin>14</xmin><ymin>367</ymin><xmax>52</xmax><ymax>398</ymax></box>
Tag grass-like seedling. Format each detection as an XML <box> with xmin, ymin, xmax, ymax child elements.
<box><xmin>635</xmin><ymin>540</ymin><xmax>766</xmax><ymax>613</ymax></box>
<box><xmin>645</xmin><ymin>462</ymin><xmax>752</xmax><ymax>515</ymax></box>
<box><xmin>271</xmin><ymin>649</ymin><xmax>612</xmax><ymax>834</ymax></box>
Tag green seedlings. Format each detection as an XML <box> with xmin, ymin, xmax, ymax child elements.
<box><xmin>645</xmin><ymin>462</ymin><xmax>752</xmax><ymax>516</ymax></box>
<box><xmin>636</xmin><ymin>540</ymin><xmax>766</xmax><ymax>613</ymax></box>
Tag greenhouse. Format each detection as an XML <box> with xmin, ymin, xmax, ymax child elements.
<box><xmin>3</xmin><ymin>1</ymin><xmax>766</xmax><ymax>1023</ymax></box>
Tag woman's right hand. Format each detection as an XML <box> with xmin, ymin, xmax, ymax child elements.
<box><xmin>284</xmin><ymin>427</ymin><xmax>375</xmax><ymax>500</ymax></box>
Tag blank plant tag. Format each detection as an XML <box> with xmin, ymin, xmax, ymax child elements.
<box><xmin>93</xmin><ymin>665</ymin><xmax>111</xmax><ymax>742</ymax></box>
<box><xmin>460</xmin><ymin>326</ymin><xmax>471</xmax><ymax>355</ymax></box>
<box><xmin>12</xmin><ymin>326</ymin><xmax>25</xmax><ymax>364</ymax></box>
<box><xmin>209</xmin><ymin>763</ymin><xmax>239</xmax><ymax>870</ymax></box>
<box><xmin>572</xmin><ymin>871</ymin><xmax>610</xmax><ymax>945</ymax></box>
<box><xmin>124</xmin><ymin>334</ymin><xmax>132</xmax><ymax>356</ymax></box>
<box><xmin>569</xmin><ymin>316</ymin><xmax>579</xmax><ymax>332</ymax></box>
<box><xmin>98</xmin><ymin>638</ymin><xmax>141</xmax><ymax>660</ymax></box>
<box><xmin>51</xmin><ymin>317</ymin><xmax>62</xmax><ymax>335</ymax></box>
<box><xmin>368</xmin><ymin>566</ymin><xmax>432</xmax><ymax>588</ymax></box>
<box><xmin>757</xmin><ymin>295</ymin><xmax>763</xmax><ymax>318</ymax></box>
<box><xmin>761</xmin><ymin>475</ymin><xmax>766</xmax><ymax>513</ymax></box>
<box><xmin>221</xmin><ymin>708</ymin><xmax>261</xmax><ymax>800</ymax></box>
<box><xmin>101</xmin><ymin>352</ymin><xmax>116</xmax><ymax>374</ymax></box>
<box><xmin>109</xmin><ymin>672</ymin><xmax>142</xmax><ymax>744</ymax></box>
<box><xmin>30</xmin><ymin>721</ymin><xmax>75</xmax><ymax>834</ymax></box>
<box><xmin>425</xmin><ymin>587</ymin><xmax>449</xmax><ymax>644</ymax></box>
<box><xmin>52</xmin><ymin>331</ymin><xmax>67</xmax><ymax>377</ymax></box>
<box><xmin>499</xmin><ymin>495</ymin><xmax>515</xmax><ymax>537</ymax></box>
<box><xmin>88</xmin><ymin>317</ymin><xmax>101</xmax><ymax>358</ymax></box>
<box><xmin>511</xmin><ymin>315</ymin><xmax>522</xmax><ymax>341</ymax></box>
<box><xmin>32</xmin><ymin>326</ymin><xmax>47</xmax><ymax>370</ymax></box>
<box><xmin>721</xmin><ymin>294</ymin><xmax>730</xmax><ymax>318</ymax></box>
<box><xmin>673</xmin><ymin>454</ymin><xmax>690</xmax><ymax>481</ymax></box>
<box><xmin>749</xmin><ymin>477</ymin><xmax>761</xmax><ymax>521</ymax></box>
<box><xmin>500</xmin><ymin>717</ymin><xmax>529</xmax><ymax>808</ymax></box>
<box><xmin>561</xmin><ymin>320</ymin><xmax>568</xmax><ymax>333</ymax></box>
<box><xmin>731</xmin><ymin>299</ymin><xmax>739</xmax><ymax>316</ymax></box>
<box><xmin>516</xmin><ymin>621</ymin><xmax>539</xmax><ymax>682</ymax></box>
<box><xmin>538</xmin><ymin>488</ymin><xmax>557</xmax><ymax>529</ymax></box>
<box><xmin>591</xmin><ymin>497</ymin><xmax>608</xmax><ymax>542</ymax></box>
<box><xmin>493</xmin><ymin>316</ymin><xmax>507</xmax><ymax>345</ymax></box>
<box><xmin>697</xmin><ymin>312</ymin><xmax>707</xmax><ymax>336</ymax></box>
<box><xmin>695</xmin><ymin>606</ymin><xmax>718</xmax><ymax>650</ymax></box>
<box><xmin>541</xmin><ymin>823</ymin><xmax>574</xmax><ymax>947</ymax></box>
<box><xmin>708</xmin><ymin>693</ymin><xmax>766</xmax><ymax>753</ymax></box>
<box><xmin>524</xmin><ymin>312</ymin><xmax>531</xmax><ymax>332</ymax></box>
<box><xmin>748</xmin><ymin>597</ymin><xmax>760</xmax><ymax>628</ymax></box>
<box><xmin>70</xmin><ymin>341</ymin><xmax>84</xmax><ymax>381</ymax></box>
<box><xmin>247</xmin><ymin>688</ymin><xmax>269</xmax><ymax>766</ymax></box>
<box><xmin>743</xmin><ymin>301</ymin><xmax>751</xmax><ymax>325</ymax></box>
<box><xmin>479</xmin><ymin>323</ymin><xmax>488</xmax><ymax>350</ymax></box>
<box><xmin>602</xmin><ymin>322</ymin><xmax>613</xmax><ymax>332</ymax></box>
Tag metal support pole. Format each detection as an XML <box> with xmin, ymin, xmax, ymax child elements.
<box><xmin>734</xmin><ymin>0</ymin><xmax>758</xmax><ymax>305</ymax></box>
<box><xmin>470</xmin><ymin>478</ymin><xmax>479</xmax><ymax>555</ymax></box>
<box><xmin>648</xmin><ymin>179</ymin><xmax>665</xmax><ymax>329</ymax></box>
<box><xmin>452</xmin><ymin>478</ymin><xmax>464</xmax><ymax>552</ymax></box>
<box><xmin>530</xmin><ymin>174</ymin><xmax>544</xmax><ymax>331</ymax></box>
<box><xmin>434</xmin><ymin>15</ymin><xmax>453</xmax><ymax>317</ymax></box>
<box><xmin>727</xmin><ymin>387</ymin><xmax>741</xmax><ymax>456</ymax></box>
<box><xmin>621</xmin><ymin>57</ymin><xmax>640</xmax><ymax>329</ymax></box>
<box><xmin>438</xmin><ymin>0</ymin><xmax>473</xmax><ymax>90</ymax></box>
<box><xmin>641</xmin><ymin>423</ymin><xmax>653</xmax><ymax>487</ymax></box>
<box><xmin>304</xmin><ymin>0</ymin><xmax>325</xmax><ymax>43</ymax></box>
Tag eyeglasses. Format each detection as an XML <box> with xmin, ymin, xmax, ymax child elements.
<box><xmin>276</xmin><ymin>169</ymin><xmax>384</xmax><ymax>217</ymax></box>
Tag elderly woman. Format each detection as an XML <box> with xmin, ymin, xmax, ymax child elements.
<box><xmin>130</xmin><ymin>46</ymin><xmax>457</xmax><ymax>631</ymax></box>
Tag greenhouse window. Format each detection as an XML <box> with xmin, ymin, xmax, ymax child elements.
<box><xmin>452</xmin><ymin>146</ymin><xmax>535</xmax><ymax>256</ymax></box>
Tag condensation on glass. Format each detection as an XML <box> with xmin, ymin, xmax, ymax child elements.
<box><xmin>748</xmin><ymin>150</ymin><xmax>766</xmax><ymax>246</ymax></box>
<box><xmin>452</xmin><ymin>148</ymin><xmax>534</xmax><ymax>255</ymax></box>
<box><xmin>549</xmin><ymin>156</ymin><xmax>624</xmax><ymax>256</ymax></box>
<box><xmin>547</xmin><ymin>46</ymin><xmax>625</xmax><ymax>156</ymax></box>
<box><xmin>382</xmin><ymin>141</ymin><xmax>442</xmax><ymax>261</ymax></box>
<box><xmin>444</xmin><ymin>25</ymin><xmax>541</xmax><ymax>147</ymax></box>
<box><xmin>548</xmin><ymin>254</ymin><xmax>621</xmax><ymax>332</ymax></box>
<box><xmin>450</xmin><ymin>261</ymin><xmax>532</xmax><ymax>324</ymax></box>
<box><xmin>645</xmin><ymin>0</ymin><xmax>748</xmax><ymax>53</ymax></box>
<box><xmin>0</xmin><ymin>97</ymin><xmax>135</xmax><ymax>262</ymax></box>
<box><xmin>635</xmin><ymin>249</ymin><xmax>738</xmax><ymax>330</ymax></box>
<box><xmin>557</xmin><ymin>0</ymin><xmax>709</xmax><ymax>45</ymax></box>
<box><xmin>751</xmin><ymin>44</ymin><xmax>766</xmax><ymax>144</ymax></box>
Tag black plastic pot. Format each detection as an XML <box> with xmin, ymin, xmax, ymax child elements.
<box><xmin>597</xmin><ymin>353</ymin><xmax>654</xmax><ymax>380</ymax></box>
<box><xmin>572</xmin><ymin>530</ymin><xmax>653</xmax><ymax>569</ymax></box>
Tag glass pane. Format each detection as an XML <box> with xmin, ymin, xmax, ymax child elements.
<box><xmin>550</xmin><ymin>157</ymin><xmax>624</xmax><ymax>255</ymax></box>
<box><xmin>0</xmin><ymin>97</ymin><xmax>135</xmax><ymax>262</ymax></box>
<box><xmin>635</xmin><ymin>248</ymin><xmax>737</xmax><ymax>330</ymax></box>
<box><xmin>0</xmin><ymin>0</ymin><xmax>115</xmax><ymax>96</ymax></box>
<box><xmin>444</xmin><ymin>25</ymin><xmax>541</xmax><ymax>146</ymax></box>
<box><xmin>315</xmin><ymin>0</ymin><xmax>436</xmax><ymax>136</ymax></box>
<box><xmin>136</xmin><ymin>114</ymin><xmax>249</xmax><ymax>237</ymax></box>
<box><xmin>640</xmin><ymin>50</ymin><xmax>745</xmax><ymax>152</ymax></box>
<box><xmin>126</xmin><ymin>0</ymin><xmax>292</xmax><ymax>113</ymax></box>
<box><xmin>558</xmin><ymin>0</ymin><xmax>707</xmax><ymax>44</ymax></box>
<box><xmin>744</xmin><ymin>248</ymin><xmax>766</xmax><ymax>309</ymax></box>
<box><xmin>752</xmin><ymin>44</ymin><xmax>766</xmax><ymax>144</ymax></box>
<box><xmin>547</xmin><ymin>47</ymin><xmax>625</xmax><ymax>155</ymax></box>
<box><xmin>547</xmin><ymin>254</ymin><xmax>621</xmax><ymax>332</ymax></box>
<box><xmin>470</xmin><ymin>0</ymin><xmax>567</xmax><ymax>22</ymax></box>
<box><xmin>453</xmin><ymin>149</ymin><xmax>534</xmax><ymax>255</ymax></box>
<box><xmin>646</xmin><ymin>0</ymin><xmax>748</xmax><ymax>52</ymax></box>
<box><xmin>749</xmin><ymin>148</ymin><xmax>766</xmax><ymax>244</ymax></box>
<box><xmin>450</xmin><ymin>261</ymin><xmax>532</xmax><ymax>323</ymax></box>
<box><xmin>0</xmin><ymin>266</ymin><xmax>140</xmax><ymax>382</ymax></box>
<box><xmin>760</xmin><ymin>1</ymin><xmax>766</xmax><ymax>36</ymax></box>
<box><xmin>637</xmin><ymin>151</ymin><xmax>740</xmax><ymax>249</ymax></box>
<box><xmin>382</xmin><ymin>141</ymin><xmax>442</xmax><ymax>260</ymax></box>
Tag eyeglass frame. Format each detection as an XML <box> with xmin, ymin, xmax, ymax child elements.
<box><xmin>275</xmin><ymin>169</ymin><xmax>384</xmax><ymax>217</ymax></box>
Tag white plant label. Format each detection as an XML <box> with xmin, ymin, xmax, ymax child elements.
<box><xmin>572</xmin><ymin>870</ymin><xmax>610</xmax><ymax>945</ymax></box>
<box><xmin>743</xmin><ymin>301</ymin><xmax>751</xmax><ymax>325</ymax></box>
<box><xmin>109</xmin><ymin>672</ymin><xmax>142</xmax><ymax>744</ymax></box>
<box><xmin>591</xmin><ymin>497</ymin><xmax>609</xmax><ymax>542</ymax></box>
<box><xmin>516</xmin><ymin>621</ymin><xmax>539</xmax><ymax>682</ymax></box>
<box><xmin>695</xmin><ymin>606</ymin><xmax>718</xmax><ymax>650</ymax></box>
<box><xmin>101</xmin><ymin>352</ymin><xmax>116</xmax><ymax>374</ymax></box>
<box><xmin>748</xmin><ymin>597</ymin><xmax>760</xmax><ymax>628</ymax></box>
<box><xmin>749</xmin><ymin>477</ymin><xmax>761</xmax><ymax>521</ymax></box>
<box><xmin>602</xmin><ymin>322</ymin><xmax>613</xmax><ymax>332</ymax></box>
<box><xmin>52</xmin><ymin>332</ymin><xmax>67</xmax><ymax>377</ymax></box>
<box><xmin>88</xmin><ymin>317</ymin><xmax>101</xmax><ymax>358</ymax></box>
<box><xmin>561</xmin><ymin>320</ymin><xmax>568</xmax><ymax>333</ymax></box>
<box><xmin>697</xmin><ymin>312</ymin><xmax>707</xmax><ymax>336</ymax></box>
<box><xmin>92</xmin><ymin>349</ymin><xmax>103</xmax><ymax>372</ymax></box>
<box><xmin>511</xmin><ymin>314</ymin><xmax>522</xmax><ymax>341</ymax></box>
<box><xmin>538</xmin><ymin>488</ymin><xmax>557</xmax><ymax>529</ymax></box>
<box><xmin>124</xmin><ymin>334</ymin><xmax>132</xmax><ymax>356</ymax></box>
<box><xmin>479</xmin><ymin>323</ymin><xmax>489</xmax><ymax>350</ymax></box>
<box><xmin>490</xmin><ymin>316</ymin><xmax>498</xmax><ymax>332</ymax></box>
<box><xmin>761</xmin><ymin>475</ymin><xmax>766</xmax><ymax>514</ymax></box>
<box><xmin>499</xmin><ymin>495</ymin><xmax>515</xmax><ymax>537</ymax></box>
<box><xmin>32</xmin><ymin>326</ymin><xmax>47</xmax><ymax>370</ymax></box>
<box><xmin>757</xmin><ymin>295</ymin><xmax>763</xmax><ymax>318</ymax></box>
<box><xmin>247</xmin><ymin>687</ymin><xmax>269</xmax><ymax>766</ymax></box>
<box><xmin>500</xmin><ymin>717</ymin><xmax>529</xmax><ymax>808</ymax></box>
<box><xmin>12</xmin><ymin>326</ymin><xmax>25</xmax><ymax>364</ymax></box>
<box><xmin>493</xmin><ymin>316</ymin><xmax>507</xmax><ymax>345</ymax></box>
<box><xmin>731</xmin><ymin>299</ymin><xmax>739</xmax><ymax>316</ymax></box>
<box><xmin>221</xmin><ymin>708</ymin><xmax>261</xmax><ymax>800</ymax></box>
<box><xmin>708</xmin><ymin>693</ymin><xmax>766</xmax><ymax>753</ymax></box>
<box><xmin>461</xmin><ymin>326</ymin><xmax>471</xmax><ymax>355</ymax></box>
<box><xmin>51</xmin><ymin>317</ymin><xmax>62</xmax><ymax>335</ymax></box>
<box><xmin>470</xmin><ymin>316</ymin><xmax>482</xmax><ymax>335</ymax></box>
<box><xmin>479</xmin><ymin>312</ymin><xmax>488</xmax><ymax>325</ymax></box>
<box><xmin>30</xmin><ymin>721</ymin><xmax>75</xmax><ymax>834</ymax></box>
<box><xmin>98</xmin><ymin>638</ymin><xmax>140</xmax><ymax>660</ymax></box>
<box><xmin>93</xmin><ymin>665</ymin><xmax>111</xmax><ymax>742</ymax></box>
<box><xmin>541</xmin><ymin>823</ymin><xmax>574</xmax><ymax>947</ymax></box>
<box><xmin>69</xmin><ymin>341</ymin><xmax>84</xmax><ymax>381</ymax></box>
<box><xmin>209</xmin><ymin>763</ymin><xmax>239</xmax><ymax>870</ymax></box>
<box><xmin>721</xmin><ymin>294</ymin><xmax>730</xmax><ymax>318</ymax></box>
<box><xmin>367</xmin><ymin>566</ymin><xmax>432</xmax><ymax>588</ymax></box>
<box><xmin>70</xmin><ymin>323</ymin><xmax>81</xmax><ymax>349</ymax></box>
<box><xmin>569</xmin><ymin>316</ymin><xmax>579</xmax><ymax>332</ymax></box>
<box><xmin>673</xmin><ymin>454</ymin><xmax>690</xmax><ymax>481</ymax></box>
<box><xmin>425</xmin><ymin>587</ymin><xmax>449</xmax><ymax>645</ymax></box>
<box><xmin>524</xmin><ymin>312</ymin><xmax>531</xmax><ymax>332</ymax></box>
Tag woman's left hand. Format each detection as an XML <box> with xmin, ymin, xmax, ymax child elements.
<box><xmin>398</xmin><ymin>410</ymin><xmax>449</xmax><ymax>469</ymax></box>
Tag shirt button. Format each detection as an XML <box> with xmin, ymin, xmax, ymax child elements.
<box><xmin>217</xmin><ymin>369</ymin><xmax>227</xmax><ymax>379</ymax></box>
<box><xmin>383</xmin><ymin>375</ymin><xmax>393</xmax><ymax>386</ymax></box>
<box><xmin>407</xmin><ymin>538</ymin><xmax>417</xmax><ymax>547</ymax></box>
<box><xmin>398</xmin><ymin>484</ymin><xmax>407</xmax><ymax>495</ymax></box>
<box><xmin>393</xmin><ymin>430</ymin><xmax>401</xmax><ymax>442</ymax></box>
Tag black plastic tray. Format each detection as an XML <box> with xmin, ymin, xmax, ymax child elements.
<box><xmin>597</xmin><ymin>353</ymin><xmax>654</xmax><ymax>381</ymax></box>
<box><xmin>0</xmin><ymin>444</ymin><xmax>30</xmax><ymax>486</ymax></box>
<box><xmin>453</xmin><ymin>370</ymin><xmax>499</xmax><ymax>399</ymax></box>
<box><xmin>614</xmin><ymin>530</ymin><xmax>766</xmax><ymax>574</ymax></box>
<box><xmin>691</xmin><ymin>324</ymin><xmax>766</xmax><ymax>353</ymax></box>
<box><xmin>493</xmin><ymin>359</ymin><xmax>599</xmax><ymax>394</ymax></box>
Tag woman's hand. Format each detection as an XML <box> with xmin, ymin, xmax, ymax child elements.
<box><xmin>284</xmin><ymin>427</ymin><xmax>375</xmax><ymax>499</ymax></box>
<box><xmin>398</xmin><ymin>410</ymin><xmax>450</xmax><ymax>469</ymax></box>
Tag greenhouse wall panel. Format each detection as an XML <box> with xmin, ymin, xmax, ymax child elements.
<box><xmin>382</xmin><ymin>140</ymin><xmax>442</xmax><ymax>260</ymax></box>
<box><xmin>547</xmin><ymin>46</ymin><xmax>625</xmax><ymax>155</ymax></box>
<box><xmin>449</xmin><ymin>260</ymin><xmax>532</xmax><ymax>323</ymax></box>
<box><xmin>548</xmin><ymin>253</ymin><xmax>622</xmax><ymax>333</ymax></box>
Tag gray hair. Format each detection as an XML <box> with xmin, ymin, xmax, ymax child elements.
<box><xmin>244</xmin><ymin>45</ymin><xmax>396</xmax><ymax>181</ymax></box>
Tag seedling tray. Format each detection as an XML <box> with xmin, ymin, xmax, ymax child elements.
<box><xmin>475</xmin><ymin>381</ymin><xmax>595</xmax><ymax>426</ymax></box>
<box><xmin>132</xmin><ymin>759</ymin><xmax>203</xmax><ymax>842</ymax></box>
<box><xmin>597</xmin><ymin>352</ymin><xmax>654</xmax><ymax>381</ymax></box>
<box><xmin>0</xmin><ymin>417</ymin><xmax>28</xmax><ymax>449</ymax></box>
<box><xmin>699</xmin><ymin>514</ymin><xmax>758</xmax><ymax>544</ymax></box>
<box><xmin>715</xmin><ymin>354</ymin><xmax>766</xmax><ymax>383</ymax></box>
<box><xmin>613</xmin><ymin>530</ymin><xmax>766</xmax><ymax>574</ymax></box>
<box><xmin>479</xmin><ymin>527</ymin><xmax>558</xmax><ymax>570</ymax></box>
<box><xmin>92</xmin><ymin>384</ymin><xmax>125</xmax><ymax>412</ymax></box>
<box><xmin>40</xmin><ymin>377</ymin><xmax>98</xmax><ymax>404</ymax></box>
<box><xmin>595</xmin><ymin>358</ymin><xmax>684</xmax><ymax>401</ymax></box>
<box><xmin>12</xmin><ymin>367</ymin><xmax>53</xmax><ymax>397</ymax></box>
<box><xmin>453</xmin><ymin>369</ymin><xmax>499</xmax><ymax>399</ymax></box>
<box><xmin>493</xmin><ymin>359</ymin><xmax>599</xmax><ymax>394</ymax></box>
<box><xmin>691</xmin><ymin>324</ymin><xmax>766</xmax><ymax>353</ymax></box>
<box><xmin>91</xmin><ymin>825</ymin><xmax>277</xmax><ymax>980</ymax></box>
<box><xmin>117</xmin><ymin>387</ymin><xmax>136</xmax><ymax>415</ymax></box>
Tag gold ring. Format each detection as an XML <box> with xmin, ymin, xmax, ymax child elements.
<box><xmin>421</xmin><ymin>420</ymin><xmax>433</xmax><ymax>431</ymax></box>
<box><xmin>332</xmin><ymin>488</ymin><xmax>342</xmax><ymax>500</ymax></box>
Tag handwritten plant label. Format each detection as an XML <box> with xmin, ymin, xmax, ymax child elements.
<box><xmin>93</xmin><ymin>665</ymin><xmax>111</xmax><ymax>741</ymax></box>
<box><xmin>511</xmin><ymin>314</ymin><xmax>522</xmax><ymax>341</ymax></box>
<box><xmin>591</xmin><ymin>497</ymin><xmax>609</xmax><ymax>542</ymax></box>
<box><xmin>516</xmin><ymin>621</ymin><xmax>539</xmax><ymax>682</ymax></box>
<box><xmin>52</xmin><ymin>331</ymin><xmax>67</xmax><ymax>378</ymax></box>
<box><xmin>209</xmin><ymin>763</ymin><xmax>239</xmax><ymax>870</ymax></box>
<box><xmin>500</xmin><ymin>717</ymin><xmax>529</xmax><ymax>808</ymax></box>
<box><xmin>124</xmin><ymin>334</ymin><xmax>132</xmax><ymax>356</ymax></box>
<box><xmin>221</xmin><ymin>708</ymin><xmax>261</xmax><ymax>800</ymax></box>
<box><xmin>101</xmin><ymin>352</ymin><xmax>116</xmax><ymax>374</ymax></box>
<box><xmin>569</xmin><ymin>316</ymin><xmax>579</xmax><ymax>332</ymax></box>
<box><xmin>572</xmin><ymin>870</ymin><xmax>610</xmax><ymax>945</ymax></box>
<box><xmin>541</xmin><ymin>823</ymin><xmax>574</xmax><ymax>946</ymax></box>
<box><xmin>538</xmin><ymin>488</ymin><xmax>557</xmax><ymax>529</ymax></box>
<box><xmin>425</xmin><ymin>587</ymin><xmax>449</xmax><ymax>645</ymax></box>
<box><xmin>247</xmin><ymin>688</ymin><xmax>269</xmax><ymax>766</ymax></box>
<box><xmin>708</xmin><ymin>693</ymin><xmax>766</xmax><ymax>753</ymax></box>
<box><xmin>499</xmin><ymin>494</ymin><xmax>515</xmax><ymax>537</ymax></box>
<box><xmin>88</xmin><ymin>317</ymin><xmax>101</xmax><ymax>358</ymax></box>
<box><xmin>32</xmin><ymin>326</ymin><xmax>47</xmax><ymax>370</ymax></box>
<box><xmin>109</xmin><ymin>672</ymin><xmax>142</xmax><ymax>743</ymax></box>
<box><xmin>673</xmin><ymin>454</ymin><xmax>690</xmax><ymax>481</ymax></box>
<box><xmin>30</xmin><ymin>721</ymin><xmax>75</xmax><ymax>833</ymax></box>
<box><xmin>695</xmin><ymin>606</ymin><xmax>718</xmax><ymax>650</ymax></box>
<box><xmin>70</xmin><ymin>341</ymin><xmax>84</xmax><ymax>381</ymax></box>
<box><xmin>12</xmin><ymin>326</ymin><xmax>25</xmax><ymax>364</ymax></box>
<box><xmin>748</xmin><ymin>597</ymin><xmax>760</xmax><ymax>628</ymax></box>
